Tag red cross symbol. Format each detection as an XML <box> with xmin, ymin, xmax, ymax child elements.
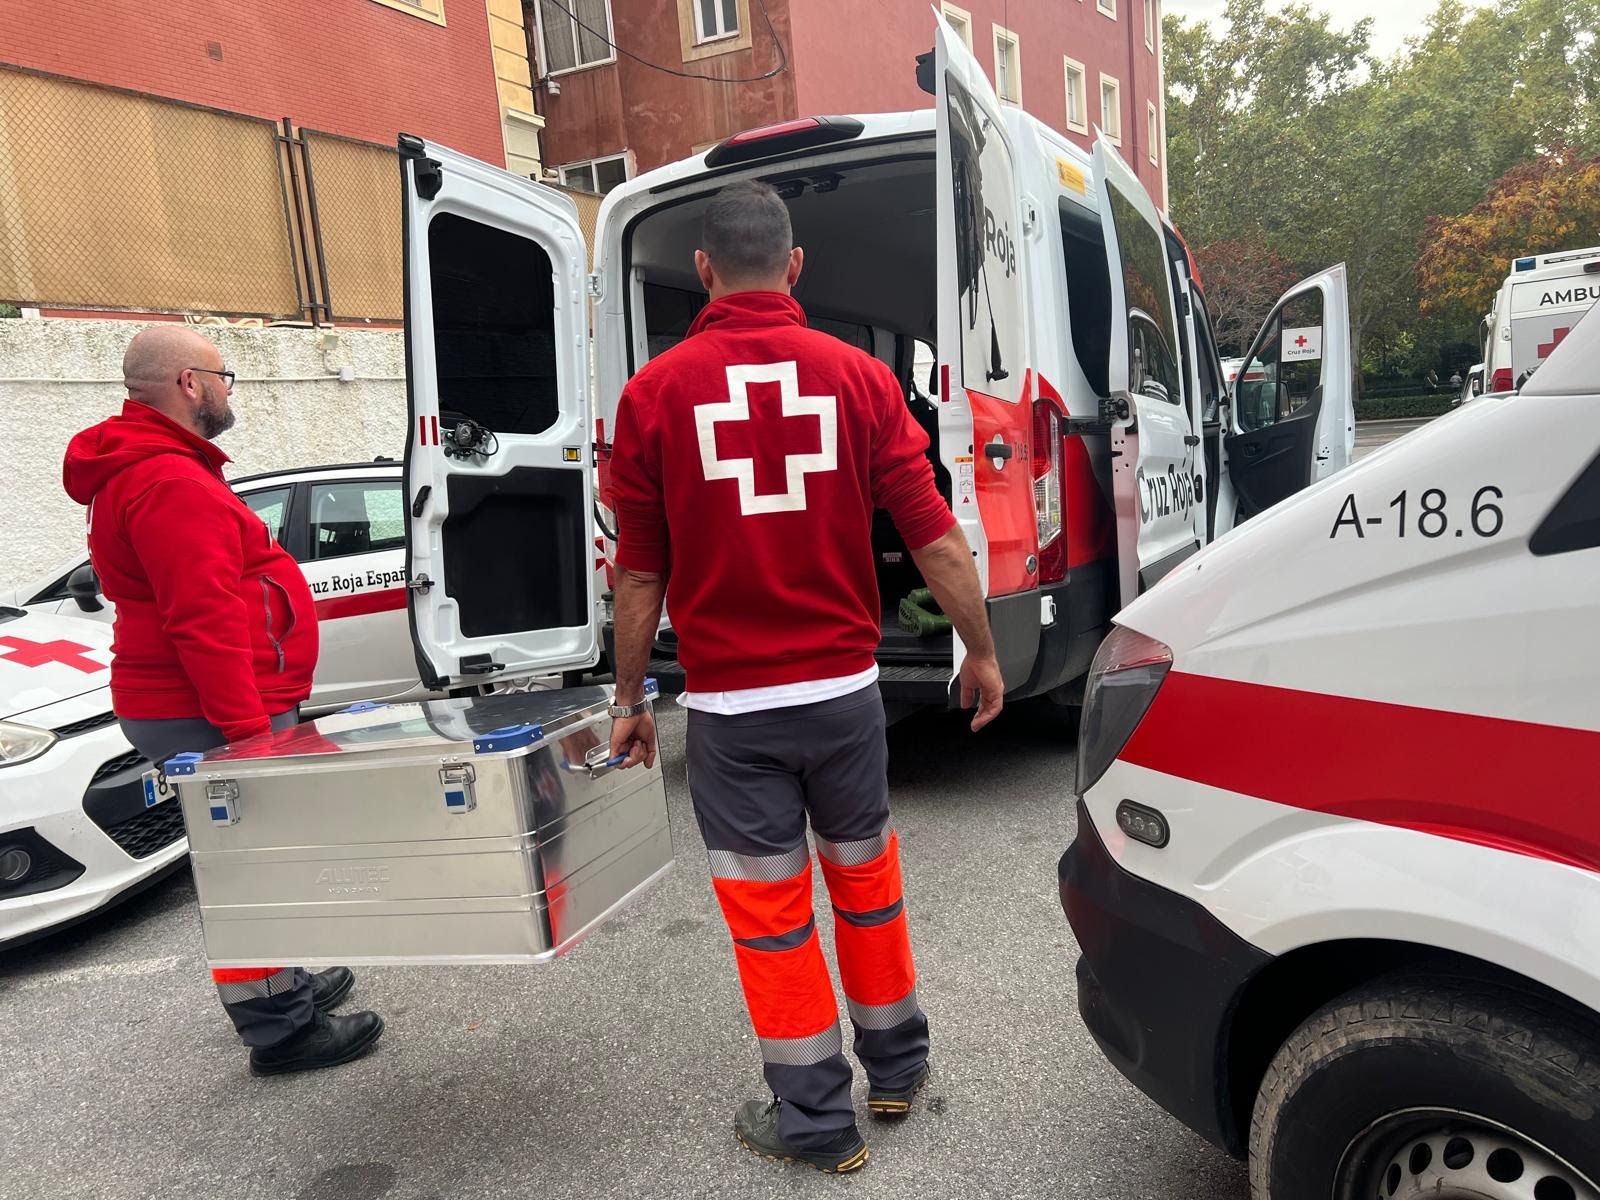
<box><xmin>1294</xmin><ymin>335</ymin><xmax>1308</xmax><ymax>348</ymax></box>
<box><xmin>713</xmin><ymin>379</ymin><xmax>825</xmax><ymax>497</ymax></box>
<box><xmin>0</xmin><ymin>635</ymin><xmax>107</xmax><ymax>674</ymax></box>
<box><xmin>1538</xmin><ymin>326</ymin><xmax>1571</xmax><ymax>360</ymax></box>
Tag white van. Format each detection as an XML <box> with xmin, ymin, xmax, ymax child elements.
<box><xmin>394</xmin><ymin>16</ymin><xmax>1354</xmax><ymax>713</ymax></box>
<box><xmin>1484</xmin><ymin>244</ymin><xmax>1600</xmax><ymax>392</ymax></box>
<box><xmin>1062</xmin><ymin>307</ymin><xmax>1600</xmax><ymax>1196</ymax></box>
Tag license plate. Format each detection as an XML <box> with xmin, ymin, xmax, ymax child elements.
<box><xmin>142</xmin><ymin>771</ymin><xmax>174</xmax><ymax>808</ymax></box>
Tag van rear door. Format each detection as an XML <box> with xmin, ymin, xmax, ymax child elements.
<box><xmin>399</xmin><ymin>135</ymin><xmax>600</xmax><ymax>690</ymax></box>
<box><xmin>935</xmin><ymin>12</ymin><xmax>1038</xmax><ymax>690</ymax></box>
<box><xmin>1224</xmin><ymin>264</ymin><xmax>1354</xmax><ymax>520</ymax></box>
<box><xmin>1093</xmin><ymin>140</ymin><xmax>1198</xmax><ymax>607</ymax></box>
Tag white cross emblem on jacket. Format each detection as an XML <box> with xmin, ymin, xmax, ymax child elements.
<box><xmin>695</xmin><ymin>361</ymin><xmax>839</xmax><ymax>516</ymax></box>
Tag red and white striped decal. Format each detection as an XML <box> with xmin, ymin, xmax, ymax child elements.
<box><xmin>417</xmin><ymin>415</ymin><xmax>440</xmax><ymax>446</ymax></box>
<box><xmin>314</xmin><ymin>589</ymin><xmax>406</xmax><ymax>621</ymax></box>
<box><xmin>1120</xmin><ymin>672</ymin><xmax>1600</xmax><ymax>875</ymax></box>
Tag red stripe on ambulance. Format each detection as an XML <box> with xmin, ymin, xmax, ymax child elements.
<box><xmin>314</xmin><ymin>589</ymin><xmax>407</xmax><ymax>621</ymax></box>
<box><xmin>1120</xmin><ymin>672</ymin><xmax>1600</xmax><ymax>875</ymax></box>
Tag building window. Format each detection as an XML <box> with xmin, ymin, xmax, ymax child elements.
<box><xmin>1147</xmin><ymin>101</ymin><xmax>1160</xmax><ymax>165</ymax></box>
<box><xmin>560</xmin><ymin>154</ymin><xmax>628</xmax><ymax>195</ymax></box>
<box><xmin>538</xmin><ymin>0</ymin><xmax>614</xmax><ymax>74</ymax></box>
<box><xmin>693</xmin><ymin>0</ymin><xmax>738</xmax><ymax>43</ymax></box>
<box><xmin>368</xmin><ymin>0</ymin><xmax>446</xmax><ymax>24</ymax></box>
<box><xmin>1100</xmin><ymin>74</ymin><xmax>1122</xmax><ymax>143</ymax></box>
<box><xmin>993</xmin><ymin>25</ymin><xmax>1021</xmax><ymax>104</ymax></box>
<box><xmin>1097</xmin><ymin>0</ymin><xmax>1117</xmax><ymax>17</ymax></box>
<box><xmin>942</xmin><ymin>3</ymin><xmax>973</xmax><ymax>50</ymax></box>
<box><xmin>1064</xmin><ymin>57</ymin><xmax>1088</xmax><ymax>134</ymax></box>
<box><xmin>1144</xmin><ymin>0</ymin><xmax>1156</xmax><ymax>50</ymax></box>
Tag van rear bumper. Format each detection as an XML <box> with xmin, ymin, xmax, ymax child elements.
<box><xmin>1059</xmin><ymin>800</ymin><xmax>1271</xmax><ymax>1158</ymax></box>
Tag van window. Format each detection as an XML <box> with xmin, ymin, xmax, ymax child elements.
<box><xmin>1059</xmin><ymin>203</ymin><xmax>1111</xmax><ymax>398</ymax></box>
<box><xmin>1531</xmin><ymin>451</ymin><xmax>1600</xmax><ymax>556</ymax></box>
<box><xmin>428</xmin><ymin>213</ymin><xmax>560</xmax><ymax>438</ymax></box>
<box><xmin>1105</xmin><ymin>187</ymin><xmax>1181</xmax><ymax>404</ymax></box>
<box><xmin>1236</xmin><ymin>290</ymin><xmax>1327</xmax><ymax>432</ymax></box>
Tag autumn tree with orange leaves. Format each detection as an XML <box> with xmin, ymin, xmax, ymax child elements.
<box><xmin>1417</xmin><ymin>151</ymin><xmax>1600</xmax><ymax>324</ymax></box>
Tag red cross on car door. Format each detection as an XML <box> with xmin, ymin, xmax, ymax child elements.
<box><xmin>398</xmin><ymin>135</ymin><xmax>602</xmax><ymax>690</ymax></box>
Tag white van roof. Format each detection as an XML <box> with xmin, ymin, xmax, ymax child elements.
<box><xmin>1506</xmin><ymin>246</ymin><xmax>1600</xmax><ymax>280</ymax></box>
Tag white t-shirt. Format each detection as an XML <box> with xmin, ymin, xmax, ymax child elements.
<box><xmin>677</xmin><ymin>665</ymin><xmax>880</xmax><ymax>716</ymax></box>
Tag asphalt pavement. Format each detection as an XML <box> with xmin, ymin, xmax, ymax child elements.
<box><xmin>0</xmin><ymin>702</ymin><xmax>1248</xmax><ymax>1200</ymax></box>
<box><xmin>1353</xmin><ymin>416</ymin><xmax>1438</xmax><ymax>461</ymax></box>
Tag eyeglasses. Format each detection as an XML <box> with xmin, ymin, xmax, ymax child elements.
<box><xmin>180</xmin><ymin>367</ymin><xmax>236</xmax><ymax>392</ymax></box>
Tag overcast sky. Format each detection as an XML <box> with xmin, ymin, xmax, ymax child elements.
<box><xmin>1163</xmin><ymin>0</ymin><xmax>1492</xmax><ymax>59</ymax></box>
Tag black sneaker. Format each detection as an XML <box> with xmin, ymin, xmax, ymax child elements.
<box><xmin>734</xmin><ymin>1099</ymin><xmax>869</xmax><ymax>1174</ymax></box>
<box><xmin>248</xmin><ymin>1009</ymin><xmax>385</xmax><ymax>1077</ymax></box>
<box><xmin>310</xmin><ymin>967</ymin><xmax>355</xmax><ymax>1013</ymax></box>
<box><xmin>867</xmin><ymin>1061</ymin><xmax>931</xmax><ymax>1120</ymax></box>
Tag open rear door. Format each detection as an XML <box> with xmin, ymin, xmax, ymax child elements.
<box><xmin>934</xmin><ymin>13</ymin><xmax>1038</xmax><ymax>692</ymax></box>
<box><xmin>1224</xmin><ymin>264</ymin><xmax>1353</xmax><ymax>521</ymax></box>
<box><xmin>399</xmin><ymin>135</ymin><xmax>599</xmax><ymax>690</ymax></box>
<box><xmin>1094</xmin><ymin>140</ymin><xmax>1197</xmax><ymax>607</ymax></box>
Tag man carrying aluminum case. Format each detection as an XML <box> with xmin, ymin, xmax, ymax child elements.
<box><xmin>606</xmin><ymin>182</ymin><xmax>1004</xmax><ymax>1173</ymax></box>
<box><xmin>62</xmin><ymin>326</ymin><xmax>385</xmax><ymax>1076</ymax></box>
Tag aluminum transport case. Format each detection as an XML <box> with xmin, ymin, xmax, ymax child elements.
<box><xmin>166</xmin><ymin>686</ymin><xmax>671</xmax><ymax>967</ymax></box>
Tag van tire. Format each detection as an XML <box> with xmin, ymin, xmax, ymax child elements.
<box><xmin>1248</xmin><ymin>972</ymin><xmax>1600</xmax><ymax>1200</ymax></box>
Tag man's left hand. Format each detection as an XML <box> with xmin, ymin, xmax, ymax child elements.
<box><xmin>610</xmin><ymin>711</ymin><xmax>658</xmax><ymax>769</ymax></box>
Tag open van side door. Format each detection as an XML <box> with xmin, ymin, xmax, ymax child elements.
<box><xmin>935</xmin><ymin>14</ymin><xmax>1039</xmax><ymax>693</ymax></box>
<box><xmin>1093</xmin><ymin>139</ymin><xmax>1199</xmax><ymax>608</ymax></box>
<box><xmin>399</xmin><ymin>135</ymin><xmax>600</xmax><ymax>690</ymax></box>
<box><xmin>1223</xmin><ymin>264</ymin><xmax>1354</xmax><ymax>522</ymax></box>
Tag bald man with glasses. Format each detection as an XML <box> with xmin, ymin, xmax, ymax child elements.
<box><xmin>63</xmin><ymin>325</ymin><xmax>385</xmax><ymax>1076</ymax></box>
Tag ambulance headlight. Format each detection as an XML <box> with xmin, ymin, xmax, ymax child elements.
<box><xmin>1076</xmin><ymin>626</ymin><xmax>1172</xmax><ymax>797</ymax></box>
<box><xmin>0</xmin><ymin>722</ymin><xmax>57</xmax><ymax>768</ymax></box>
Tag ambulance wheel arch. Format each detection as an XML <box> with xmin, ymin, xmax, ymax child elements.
<box><xmin>1248</xmin><ymin>967</ymin><xmax>1600</xmax><ymax>1199</ymax></box>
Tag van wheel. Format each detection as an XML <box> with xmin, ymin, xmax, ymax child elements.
<box><xmin>1249</xmin><ymin>973</ymin><xmax>1600</xmax><ymax>1200</ymax></box>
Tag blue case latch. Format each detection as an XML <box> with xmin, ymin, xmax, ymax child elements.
<box><xmin>439</xmin><ymin>763</ymin><xmax>476</xmax><ymax>813</ymax></box>
<box><xmin>164</xmin><ymin>751</ymin><xmax>206</xmax><ymax>778</ymax></box>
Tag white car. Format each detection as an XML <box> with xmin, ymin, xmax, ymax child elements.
<box><xmin>0</xmin><ymin>606</ymin><xmax>185</xmax><ymax>945</ymax></box>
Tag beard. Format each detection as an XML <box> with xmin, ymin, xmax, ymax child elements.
<box><xmin>197</xmin><ymin>388</ymin><xmax>236</xmax><ymax>440</ymax></box>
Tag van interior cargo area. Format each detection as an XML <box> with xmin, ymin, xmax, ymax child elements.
<box><xmin>628</xmin><ymin>154</ymin><xmax>952</xmax><ymax>663</ymax></box>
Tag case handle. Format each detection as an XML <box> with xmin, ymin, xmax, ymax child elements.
<box><xmin>561</xmin><ymin>744</ymin><xmax>628</xmax><ymax>780</ymax></box>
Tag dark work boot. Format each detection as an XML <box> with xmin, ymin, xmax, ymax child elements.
<box><xmin>867</xmin><ymin>1061</ymin><xmax>931</xmax><ymax>1120</ymax></box>
<box><xmin>248</xmin><ymin>1009</ymin><xmax>385</xmax><ymax>1077</ymax></box>
<box><xmin>734</xmin><ymin>1099</ymin><xmax>869</xmax><ymax>1174</ymax></box>
<box><xmin>310</xmin><ymin>966</ymin><xmax>355</xmax><ymax>1013</ymax></box>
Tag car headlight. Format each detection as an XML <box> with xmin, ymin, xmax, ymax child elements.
<box><xmin>0</xmin><ymin>721</ymin><xmax>58</xmax><ymax>767</ymax></box>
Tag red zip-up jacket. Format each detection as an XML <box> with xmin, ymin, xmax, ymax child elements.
<box><xmin>62</xmin><ymin>402</ymin><xmax>317</xmax><ymax>742</ymax></box>
<box><xmin>609</xmin><ymin>291</ymin><xmax>955</xmax><ymax>692</ymax></box>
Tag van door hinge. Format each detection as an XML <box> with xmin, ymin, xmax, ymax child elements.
<box><xmin>1179</xmin><ymin>292</ymin><xmax>1192</xmax><ymax>318</ymax></box>
<box><xmin>586</xmin><ymin>273</ymin><xmax>603</xmax><ymax>299</ymax></box>
<box><xmin>413</xmin><ymin>157</ymin><xmax>443</xmax><ymax>201</ymax></box>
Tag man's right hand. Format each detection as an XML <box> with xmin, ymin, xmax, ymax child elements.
<box><xmin>609</xmin><ymin>710</ymin><xmax>658</xmax><ymax>770</ymax></box>
<box><xmin>960</xmin><ymin>653</ymin><xmax>1005</xmax><ymax>731</ymax></box>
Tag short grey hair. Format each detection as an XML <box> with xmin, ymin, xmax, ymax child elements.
<box><xmin>700</xmin><ymin>181</ymin><xmax>793</xmax><ymax>283</ymax></box>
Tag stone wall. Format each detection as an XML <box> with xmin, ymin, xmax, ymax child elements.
<box><xmin>0</xmin><ymin>318</ymin><xmax>407</xmax><ymax>586</ymax></box>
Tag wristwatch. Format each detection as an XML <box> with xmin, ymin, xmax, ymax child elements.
<box><xmin>607</xmin><ymin>697</ymin><xmax>650</xmax><ymax>718</ymax></box>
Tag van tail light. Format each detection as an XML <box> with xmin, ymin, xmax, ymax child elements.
<box><xmin>1076</xmin><ymin>625</ymin><xmax>1173</xmax><ymax>796</ymax></box>
<box><xmin>1491</xmin><ymin>367</ymin><xmax>1514</xmax><ymax>392</ymax></box>
<box><xmin>703</xmin><ymin>116</ymin><xmax>865</xmax><ymax>167</ymax></box>
<box><xmin>1033</xmin><ymin>399</ymin><xmax>1066</xmax><ymax>583</ymax></box>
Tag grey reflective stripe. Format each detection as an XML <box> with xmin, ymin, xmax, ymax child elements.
<box><xmin>833</xmin><ymin>898</ymin><xmax>904</xmax><ymax>928</ymax></box>
<box><xmin>847</xmin><ymin>987</ymin><xmax>921</xmax><ymax>1031</ymax></box>
<box><xmin>815</xmin><ymin>830</ymin><xmax>891</xmax><ymax>867</ymax></box>
<box><xmin>215</xmin><ymin>968</ymin><xmax>297</xmax><ymax>1005</ymax></box>
<box><xmin>733</xmin><ymin>918</ymin><xmax>816</xmax><ymax>953</ymax></box>
<box><xmin>759</xmin><ymin>1022</ymin><xmax>843</xmax><ymax>1067</ymax></box>
<box><xmin>706</xmin><ymin>844</ymin><xmax>810</xmax><ymax>882</ymax></box>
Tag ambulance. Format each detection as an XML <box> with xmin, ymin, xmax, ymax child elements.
<box><xmin>1060</xmin><ymin>308</ymin><xmax>1600</xmax><ymax>1196</ymax></box>
<box><xmin>394</xmin><ymin>15</ymin><xmax>1354</xmax><ymax>714</ymax></box>
<box><xmin>1484</xmin><ymin>244</ymin><xmax>1600</xmax><ymax>392</ymax></box>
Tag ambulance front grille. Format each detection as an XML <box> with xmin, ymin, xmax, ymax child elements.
<box><xmin>97</xmin><ymin>803</ymin><xmax>186</xmax><ymax>860</ymax></box>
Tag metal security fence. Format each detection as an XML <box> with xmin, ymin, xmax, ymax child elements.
<box><xmin>0</xmin><ymin>64</ymin><xmax>407</xmax><ymax>324</ymax></box>
<box><xmin>0</xmin><ymin>65</ymin><xmax>303</xmax><ymax>318</ymax></box>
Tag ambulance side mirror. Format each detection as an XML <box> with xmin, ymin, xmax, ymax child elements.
<box><xmin>67</xmin><ymin>563</ymin><xmax>103</xmax><ymax>614</ymax></box>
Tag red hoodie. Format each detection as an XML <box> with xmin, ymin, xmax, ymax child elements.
<box><xmin>62</xmin><ymin>402</ymin><xmax>318</xmax><ymax>741</ymax></box>
<box><xmin>609</xmin><ymin>291</ymin><xmax>955</xmax><ymax>692</ymax></box>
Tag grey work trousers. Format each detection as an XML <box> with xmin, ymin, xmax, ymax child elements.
<box><xmin>119</xmin><ymin>708</ymin><xmax>314</xmax><ymax>1049</ymax></box>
